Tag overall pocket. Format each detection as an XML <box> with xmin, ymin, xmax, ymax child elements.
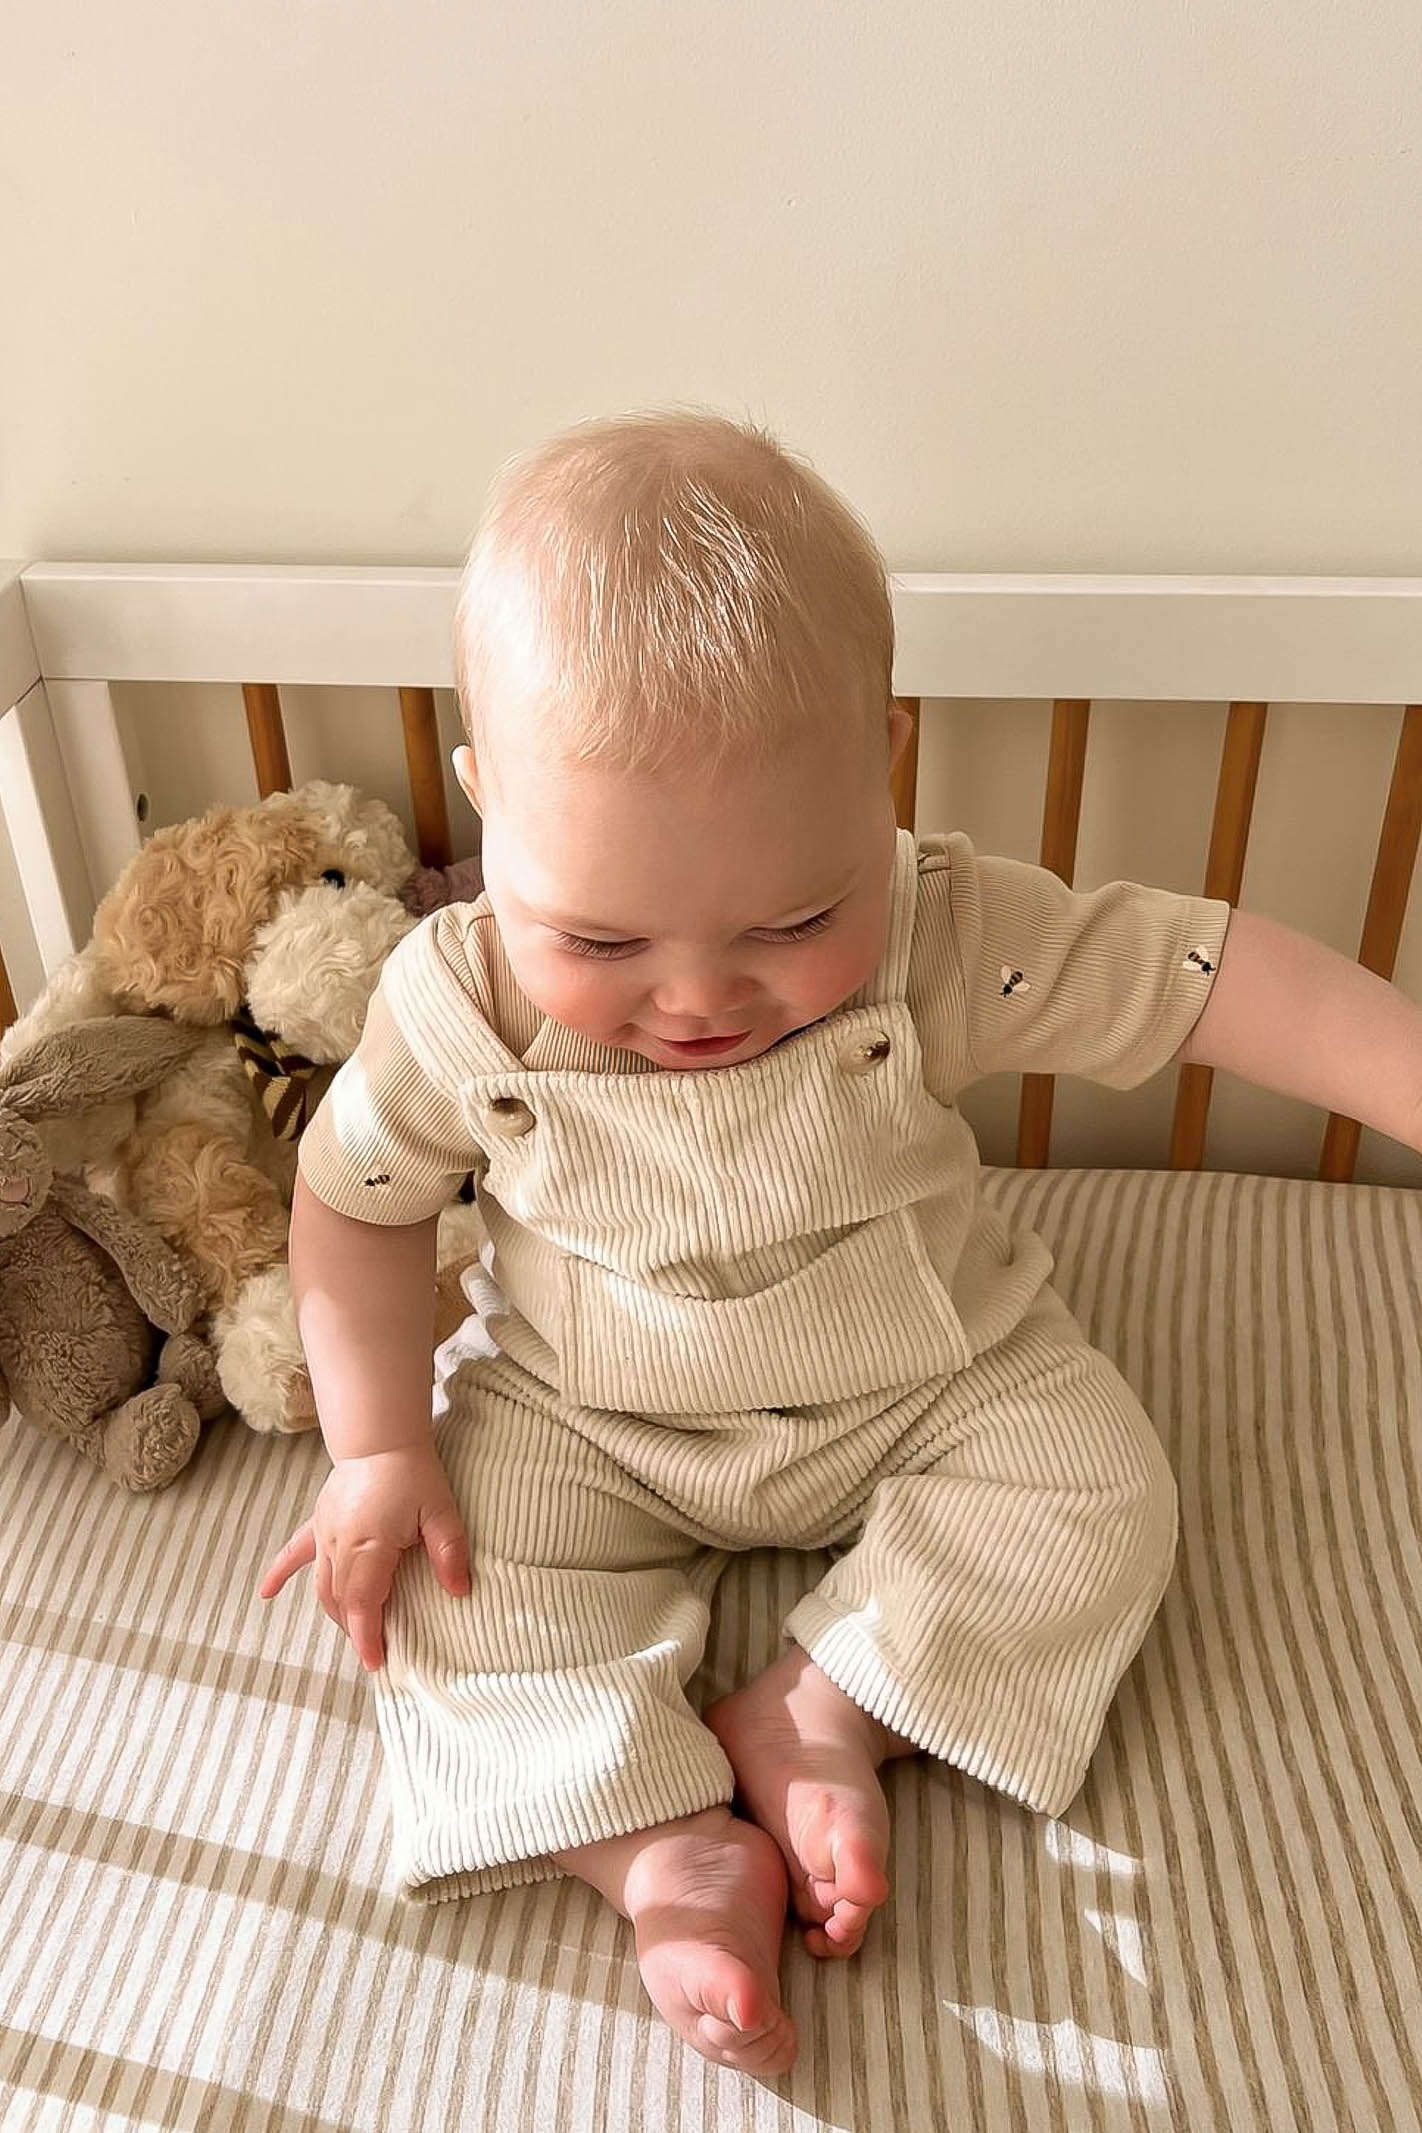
<box><xmin>557</xmin><ymin>1202</ymin><xmax>972</xmax><ymax>1414</ymax></box>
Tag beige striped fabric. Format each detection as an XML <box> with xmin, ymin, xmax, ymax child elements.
<box><xmin>3</xmin><ymin>1162</ymin><xmax>1420</xmax><ymax>2130</ymax></box>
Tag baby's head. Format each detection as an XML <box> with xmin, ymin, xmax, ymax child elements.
<box><xmin>451</xmin><ymin>406</ymin><xmax>913</xmax><ymax>1069</ymax></box>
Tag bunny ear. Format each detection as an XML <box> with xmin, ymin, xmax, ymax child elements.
<box><xmin>0</xmin><ymin>1015</ymin><xmax>203</xmax><ymax>1122</ymax></box>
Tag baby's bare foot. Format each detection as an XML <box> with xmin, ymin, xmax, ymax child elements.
<box><xmin>555</xmin><ymin>1807</ymin><xmax>796</xmax><ymax>2075</ymax></box>
<box><xmin>705</xmin><ymin>1647</ymin><xmax>912</xmax><ymax>1959</ymax></box>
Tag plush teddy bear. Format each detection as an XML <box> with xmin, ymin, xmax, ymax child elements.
<box><xmin>211</xmin><ymin>1196</ymin><xmax>490</xmax><ymax>1437</ymax></box>
<box><xmin>0</xmin><ymin>1016</ymin><xmax>227</xmax><ymax>1490</ymax></box>
<box><xmin>2</xmin><ymin>781</ymin><xmax>489</xmax><ymax>1437</ymax></box>
<box><xmin>208</xmin><ymin>825</ymin><xmax>488</xmax><ymax>1430</ymax></box>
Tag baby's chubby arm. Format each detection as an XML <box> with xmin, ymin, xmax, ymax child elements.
<box><xmin>1173</xmin><ymin>907</ymin><xmax>1422</xmax><ymax>1151</ymax></box>
<box><xmin>257</xmin><ymin>1172</ymin><xmax>472</xmax><ymax>1669</ymax></box>
<box><xmin>286</xmin><ymin>1170</ymin><xmax>445</xmax><ymax>1460</ymax></box>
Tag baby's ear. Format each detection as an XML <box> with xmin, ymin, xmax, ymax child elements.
<box><xmin>886</xmin><ymin>698</ymin><xmax>916</xmax><ymax>773</ymax></box>
<box><xmin>452</xmin><ymin>745</ymin><xmax>481</xmax><ymax>814</ymax></box>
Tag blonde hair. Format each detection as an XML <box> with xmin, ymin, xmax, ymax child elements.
<box><xmin>454</xmin><ymin>406</ymin><xmax>895</xmax><ymax>782</ymax></box>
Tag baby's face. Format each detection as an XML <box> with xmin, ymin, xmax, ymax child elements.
<box><xmin>457</xmin><ymin>717</ymin><xmax>904</xmax><ymax>1070</ymax></box>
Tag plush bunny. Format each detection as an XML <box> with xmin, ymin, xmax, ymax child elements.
<box><xmin>0</xmin><ymin>1018</ymin><xmax>227</xmax><ymax>1491</ymax></box>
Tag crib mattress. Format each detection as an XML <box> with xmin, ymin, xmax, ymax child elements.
<box><xmin>2</xmin><ymin>1163</ymin><xmax>1420</xmax><ymax>2132</ymax></box>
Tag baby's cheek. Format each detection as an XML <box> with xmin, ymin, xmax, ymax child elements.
<box><xmin>531</xmin><ymin>953</ymin><xmax>636</xmax><ymax>1036</ymax></box>
<box><xmin>797</xmin><ymin>931</ymin><xmax>882</xmax><ymax>1017</ymax></box>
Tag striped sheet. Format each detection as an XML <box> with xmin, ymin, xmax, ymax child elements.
<box><xmin>2</xmin><ymin>1164</ymin><xmax>1419</xmax><ymax>2131</ymax></box>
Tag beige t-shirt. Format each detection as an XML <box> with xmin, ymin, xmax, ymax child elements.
<box><xmin>299</xmin><ymin>830</ymin><xmax>1232</xmax><ymax>1230</ymax></box>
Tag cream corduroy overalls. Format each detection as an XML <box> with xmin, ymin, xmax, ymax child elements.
<box><xmin>344</xmin><ymin>834</ymin><xmax>1196</xmax><ymax>1902</ymax></box>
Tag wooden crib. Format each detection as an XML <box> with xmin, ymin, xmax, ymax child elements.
<box><xmin>1</xmin><ymin>563</ymin><xmax>1420</xmax><ymax>2132</ymax></box>
<box><xmin>6</xmin><ymin>564</ymin><xmax>1422</xmax><ymax>1176</ymax></box>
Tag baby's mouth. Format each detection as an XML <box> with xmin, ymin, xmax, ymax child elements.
<box><xmin>655</xmin><ymin>1031</ymin><xmax>752</xmax><ymax>1056</ymax></box>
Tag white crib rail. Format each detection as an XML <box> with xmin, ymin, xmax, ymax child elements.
<box><xmin>0</xmin><ymin>564</ymin><xmax>95</xmax><ymax>994</ymax></box>
<box><xmin>16</xmin><ymin>562</ymin><xmax>1422</xmax><ymax>699</ymax></box>
<box><xmin>4</xmin><ymin>562</ymin><xmax>1422</xmax><ymax>1019</ymax></box>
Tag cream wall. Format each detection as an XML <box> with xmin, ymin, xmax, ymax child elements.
<box><xmin>3</xmin><ymin>2</ymin><xmax>1420</xmax><ymax>573</ymax></box>
<box><xmin>3</xmin><ymin>4</ymin><xmax>1422</xmax><ymax>1186</ymax></box>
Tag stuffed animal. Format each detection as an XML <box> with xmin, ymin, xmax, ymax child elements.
<box><xmin>1</xmin><ymin>782</ymin><xmax>425</xmax><ymax>1429</ymax></box>
<box><xmin>399</xmin><ymin>854</ymin><xmax>485</xmax><ymax>916</ymax></box>
<box><xmin>0</xmin><ymin>1017</ymin><xmax>227</xmax><ymax>1491</ymax></box>
<box><xmin>0</xmin><ymin>781</ymin><xmax>411</xmax><ymax>1185</ymax></box>
<box><xmin>91</xmin><ymin>779</ymin><xmax>422</xmax><ymax>1287</ymax></box>
<box><xmin>1</xmin><ymin>781</ymin><xmax>489</xmax><ymax>1437</ymax></box>
<box><xmin>212</xmin><ymin>1196</ymin><xmax>490</xmax><ymax>1435</ymax></box>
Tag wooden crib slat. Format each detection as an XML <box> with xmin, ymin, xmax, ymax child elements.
<box><xmin>1318</xmin><ymin>703</ymin><xmax>1422</xmax><ymax>1184</ymax></box>
<box><xmin>891</xmin><ymin>697</ymin><xmax>920</xmax><ymax>832</ymax></box>
<box><xmin>398</xmin><ymin>687</ymin><xmax>454</xmax><ymax>867</ymax></box>
<box><xmin>242</xmin><ymin>683</ymin><xmax>292</xmax><ymax>797</ymax></box>
<box><xmin>1017</xmin><ymin>702</ymin><xmax>1091</xmax><ymax>1168</ymax></box>
<box><xmin>1170</xmin><ymin>703</ymin><xmax>1269</xmax><ymax>1171</ymax></box>
<box><xmin>0</xmin><ymin>945</ymin><xmax>15</xmax><ymax>1035</ymax></box>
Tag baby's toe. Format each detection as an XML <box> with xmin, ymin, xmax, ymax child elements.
<box><xmin>705</xmin><ymin>1968</ymin><xmax>776</xmax><ymax>2040</ymax></box>
<box><xmin>793</xmin><ymin>1815</ymin><xmax>890</xmax><ymax>1954</ymax></box>
<box><xmin>696</xmin><ymin>2002</ymin><xmax>798</xmax><ymax>2073</ymax></box>
<box><xmin>790</xmin><ymin>1871</ymin><xmax>833</xmax><ymax>1928</ymax></box>
<box><xmin>804</xmin><ymin>1898</ymin><xmax>876</xmax><ymax>1959</ymax></box>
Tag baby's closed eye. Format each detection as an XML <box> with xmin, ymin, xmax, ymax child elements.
<box><xmin>553</xmin><ymin>907</ymin><xmax>839</xmax><ymax>960</ymax></box>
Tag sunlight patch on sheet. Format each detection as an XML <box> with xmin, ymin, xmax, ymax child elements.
<box><xmin>1085</xmin><ymin>1906</ymin><xmax>1149</xmax><ymax>1987</ymax></box>
<box><xmin>944</xmin><ymin>2006</ymin><xmax>1168</xmax><ymax>2105</ymax></box>
<box><xmin>1043</xmin><ymin>1820</ymin><xmax>1141</xmax><ymax>1876</ymax></box>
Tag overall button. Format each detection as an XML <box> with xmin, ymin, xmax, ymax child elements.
<box><xmin>485</xmin><ymin>1096</ymin><xmax>536</xmax><ymax>1138</ymax></box>
<box><xmin>839</xmin><ymin>1032</ymin><xmax>892</xmax><ymax>1074</ymax></box>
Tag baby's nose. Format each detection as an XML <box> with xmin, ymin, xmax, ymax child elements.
<box><xmin>651</xmin><ymin>968</ymin><xmax>756</xmax><ymax>1023</ymax></box>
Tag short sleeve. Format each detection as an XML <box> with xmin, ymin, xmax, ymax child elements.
<box><xmin>930</xmin><ymin>830</ymin><xmax>1233</xmax><ymax>1091</ymax></box>
<box><xmin>297</xmin><ymin>918</ymin><xmax>490</xmax><ymax>1224</ymax></box>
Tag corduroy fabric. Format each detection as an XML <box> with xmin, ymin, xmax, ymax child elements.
<box><xmin>296</xmin><ymin>832</ymin><xmax>1231</xmax><ymax>1898</ymax></box>
<box><xmin>380</xmin><ymin>1277</ymin><xmax>1176</xmax><ymax>1898</ymax></box>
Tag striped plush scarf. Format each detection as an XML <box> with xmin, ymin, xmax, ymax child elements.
<box><xmin>232</xmin><ymin>1005</ymin><xmax>320</xmax><ymax>1140</ymax></box>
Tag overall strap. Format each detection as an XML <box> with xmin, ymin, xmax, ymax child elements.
<box><xmin>381</xmin><ymin>915</ymin><xmax>527</xmax><ymax>1095</ymax></box>
<box><xmin>854</xmin><ymin>830</ymin><xmax>919</xmax><ymax>1008</ymax></box>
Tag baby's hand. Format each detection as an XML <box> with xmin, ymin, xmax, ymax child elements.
<box><xmin>258</xmin><ymin>1441</ymin><xmax>471</xmax><ymax>1672</ymax></box>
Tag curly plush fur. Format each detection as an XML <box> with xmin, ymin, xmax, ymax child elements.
<box><xmin>94</xmin><ymin>801</ymin><xmax>327</xmax><ymax>1023</ymax></box>
<box><xmin>126</xmin><ymin>1122</ymin><xmax>292</xmax><ymax>1311</ymax></box>
<box><xmin>212</xmin><ymin>1200</ymin><xmax>488</xmax><ymax>1434</ymax></box>
<box><xmin>246</xmin><ymin>882</ymin><xmax>417</xmax><ymax>1061</ymax></box>
<box><xmin>296</xmin><ymin>779</ymin><xmax>423</xmax><ymax>893</ymax></box>
<box><xmin>5</xmin><ymin>782</ymin><xmax>432</xmax><ymax>1434</ymax></box>
<box><xmin>74</xmin><ymin>786</ymin><xmax>420</xmax><ymax>1312</ymax></box>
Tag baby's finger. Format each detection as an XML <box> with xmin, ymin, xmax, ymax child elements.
<box><xmin>345</xmin><ymin>1602</ymin><xmax>387</xmax><ymax>1672</ymax></box>
<box><xmin>258</xmin><ymin>1523</ymin><xmax>316</xmax><ymax>1599</ymax></box>
<box><xmin>335</xmin><ymin>1547</ymin><xmax>398</xmax><ymax>1664</ymax></box>
<box><xmin>423</xmin><ymin>1514</ymin><xmax>472</xmax><ymax>1595</ymax></box>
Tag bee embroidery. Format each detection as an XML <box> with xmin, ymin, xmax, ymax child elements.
<box><xmin>1000</xmin><ymin>966</ymin><xmax>1031</xmax><ymax>998</ymax></box>
<box><xmin>364</xmin><ymin>1171</ymin><xmax>392</xmax><ymax>1188</ymax></box>
<box><xmin>1183</xmin><ymin>946</ymin><xmax>1216</xmax><ymax>975</ymax></box>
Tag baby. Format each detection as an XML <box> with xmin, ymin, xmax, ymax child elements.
<box><xmin>260</xmin><ymin>407</ymin><xmax>1422</xmax><ymax>2078</ymax></box>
